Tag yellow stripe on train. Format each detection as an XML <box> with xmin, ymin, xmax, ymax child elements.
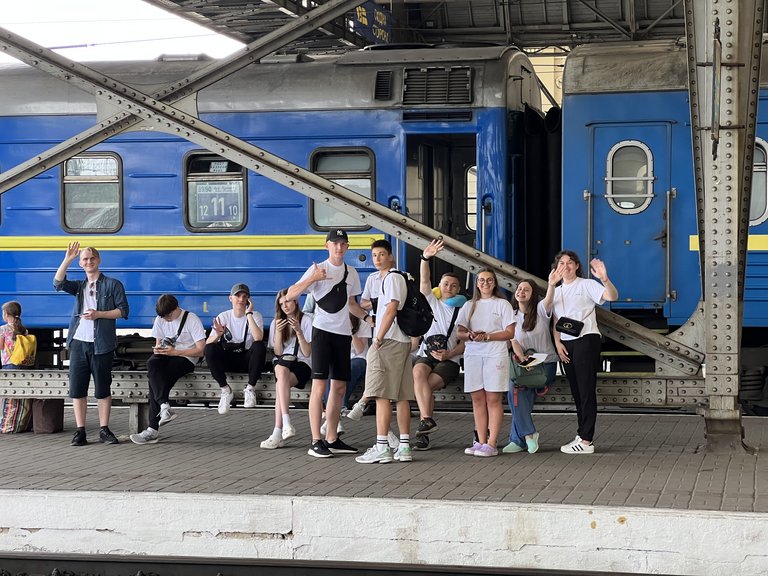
<box><xmin>689</xmin><ymin>235</ymin><xmax>768</xmax><ymax>251</ymax></box>
<box><xmin>0</xmin><ymin>234</ymin><xmax>384</xmax><ymax>251</ymax></box>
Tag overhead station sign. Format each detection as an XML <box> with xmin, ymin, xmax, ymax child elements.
<box><xmin>353</xmin><ymin>2</ymin><xmax>392</xmax><ymax>45</ymax></box>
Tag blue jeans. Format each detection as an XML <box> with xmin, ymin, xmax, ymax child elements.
<box><xmin>323</xmin><ymin>357</ymin><xmax>366</xmax><ymax>409</ymax></box>
<box><xmin>506</xmin><ymin>362</ymin><xmax>557</xmax><ymax>447</ymax></box>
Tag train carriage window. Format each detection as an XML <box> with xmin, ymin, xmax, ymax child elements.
<box><xmin>62</xmin><ymin>154</ymin><xmax>122</xmax><ymax>232</ymax></box>
<box><xmin>311</xmin><ymin>149</ymin><xmax>374</xmax><ymax>230</ymax></box>
<box><xmin>185</xmin><ymin>153</ymin><xmax>246</xmax><ymax>231</ymax></box>
<box><xmin>749</xmin><ymin>139</ymin><xmax>768</xmax><ymax>226</ymax></box>
<box><xmin>466</xmin><ymin>166</ymin><xmax>477</xmax><ymax>231</ymax></box>
<box><xmin>605</xmin><ymin>140</ymin><xmax>654</xmax><ymax>214</ymax></box>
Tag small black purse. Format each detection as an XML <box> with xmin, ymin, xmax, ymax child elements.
<box><xmin>555</xmin><ymin>317</ymin><xmax>584</xmax><ymax>337</ymax></box>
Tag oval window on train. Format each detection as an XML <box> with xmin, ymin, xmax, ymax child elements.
<box><xmin>749</xmin><ymin>139</ymin><xmax>768</xmax><ymax>226</ymax></box>
<box><xmin>604</xmin><ymin>140</ymin><xmax>654</xmax><ymax>215</ymax></box>
<box><xmin>62</xmin><ymin>154</ymin><xmax>122</xmax><ymax>233</ymax></box>
<box><xmin>185</xmin><ymin>153</ymin><xmax>246</xmax><ymax>232</ymax></box>
<box><xmin>311</xmin><ymin>149</ymin><xmax>374</xmax><ymax>230</ymax></box>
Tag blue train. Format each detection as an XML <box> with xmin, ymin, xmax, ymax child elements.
<box><xmin>0</xmin><ymin>46</ymin><xmax>555</xmax><ymax>365</ymax></box>
<box><xmin>561</xmin><ymin>39</ymin><xmax>767</xmax><ymax>359</ymax></box>
<box><xmin>2</xmin><ymin>40</ymin><xmax>765</xmax><ymax>369</ymax></box>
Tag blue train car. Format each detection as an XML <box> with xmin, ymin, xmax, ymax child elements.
<box><xmin>0</xmin><ymin>46</ymin><xmax>552</xmax><ymax>363</ymax></box>
<box><xmin>562</xmin><ymin>40</ymin><xmax>768</xmax><ymax>357</ymax></box>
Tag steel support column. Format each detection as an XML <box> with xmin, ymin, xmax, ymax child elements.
<box><xmin>684</xmin><ymin>0</ymin><xmax>763</xmax><ymax>452</ymax></box>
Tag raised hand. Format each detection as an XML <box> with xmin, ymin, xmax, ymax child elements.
<box><xmin>423</xmin><ymin>238</ymin><xmax>444</xmax><ymax>259</ymax></box>
<box><xmin>548</xmin><ymin>267</ymin><xmax>562</xmax><ymax>286</ymax></box>
<box><xmin>310</xmin><ymin>262</ymin><xmax>327</xmax><ymax>283</ymax></box>
<box><xmin>212</xmin><ymin>317</ymin><xmax>226</xmax><ymax>336</ymax></box>
<box><xmin>65</xmin><ymin>241</ymin><xmax>80</xmax><ymax>263</ymax></box>
<box><xmin>590</xmin><ymin>258</ymin><xmax>608</xmax><ymax>282</ymax></box>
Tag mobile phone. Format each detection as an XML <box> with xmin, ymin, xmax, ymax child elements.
<box><xmin>519</xmin><ymin>357</ymin><xmax>534</xmax><ymax>366</ymax></box>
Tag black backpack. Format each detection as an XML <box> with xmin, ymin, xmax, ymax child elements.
<box><xmin>386</xmin><ymin>270</ymin><xmax>434</xmax><ymax>337</ymax></box>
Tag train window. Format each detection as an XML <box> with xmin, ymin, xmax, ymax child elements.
<box><xmin>62</xmin><ymin>154</ymin><xmax>122</xmax><ymax>232</ymax></box>
<box><xmin>605</xmin><ymin>140</ymin><xmax>654</xmax><ymax>215</ymax></box>
<box><xmin>185</xmin><ymin>153</ymin><xmax>246</xmax><ymax>231</ymax></box>
<box><xmin>466</xmin><ymin>166</ymin><xmax>477</xmax><ymax>231</ymax></box>
<box><xmin>311</xmin><ymin>150</ymin><xmax>374</xmax><ymax>230</ymax></box>
<box><xmin>749</xmin><ymin>140</ymin><xmax>768</xmax><ymax>226</ymax></box>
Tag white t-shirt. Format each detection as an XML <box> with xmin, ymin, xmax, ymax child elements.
<box><xmin>268</xmin><ymin>315</ymin><xmax>313</xmax><ymax>364</ymax></box>
<box><xmin>352</xmin><ymin>319</ymin><xmax>372</xmax><ymax>360</ymax></box>
<box><xmin>553</xmin><ymin>278</ymin><xmax>606</xmax><ymax>341</ymax></box>
<box><xmin>374</xmin><ymin>269</ymin><xmax>409</xmax><ymax>343</ymax></box>
<box><xmin>417</xmin><ymin>292</ymin><xmax>462</xmax><ymax>364</ymax></box>
<box><xmin>298</xmin><ymin>259</ymin><xmax>361</xmax><ymax>335</ymax></box>
<box><xmin>361</xmin><ymin>271</ymin><xmax>385</xmax><ymax>302</ymax></box>
<box><xmin>457</xmin><ymin>297</ymin><xmax>515</xmax><ymax>357</ymax></box>
<box><xmin>212</xmin><ymin>309</ymin><xmax>263</xmax><ymax>350</ymax></box>
<box><xmin>512</xmin><ymin>300</ymin><xmax>558</xmax><ymax>363</ymax></box>
<box><xmin>73</xmin><ymin>287</ymin><xmax>98</xmax><ymax>342</ymax></box>
<box><xmin>152</xmin><ymin>309</ymin><xmax>206</xmax><ymax>365</ymax></box>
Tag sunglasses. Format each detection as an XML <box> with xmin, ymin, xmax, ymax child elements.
<box><xmin>89</xmin><ymin>282</ymin><xmax>96</xmax><ymax>297</ymax></box>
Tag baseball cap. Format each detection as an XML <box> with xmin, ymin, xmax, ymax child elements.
<box><xmin>230</xmin><ymin>283</ymin><xmax>250</xmax><ymax>297</ymax></box>
<box><xmin>326</xmin><ymin>229</ymin><xmax>349</xmax><ymax>243</ymax></box>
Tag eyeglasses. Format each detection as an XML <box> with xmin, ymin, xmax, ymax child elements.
<box><xmin>89</xmin><ymin>282</ymin><xmax>96</xmax><ymax>297</ymax></box>
<box><xmin>477</xmin><ymin>278</ymin><xmax>495</xmax><ymax>284</ymax></box>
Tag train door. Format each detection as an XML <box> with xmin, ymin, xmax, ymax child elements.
<box><xmin>404</xmin><ymin>134</ymin><xmax>476</xmax><ymax>285</ymax></box>
<box><xmin>590</xmin><ymin>125</ymin><xmax>670</xmax><ymax>307</ymax></box>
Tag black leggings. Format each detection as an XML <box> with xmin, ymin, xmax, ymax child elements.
<box><xmin>562</xmin><ymin>334</ymin><xmax>601</xmax><ymax>442</ymax></box>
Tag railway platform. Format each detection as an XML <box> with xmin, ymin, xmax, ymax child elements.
<box><xmin>0</xmin><ymin>406</ymin><xmax>766</xmax><ymax>575</ymax></box>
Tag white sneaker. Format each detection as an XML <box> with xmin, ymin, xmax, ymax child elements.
<box><xmin>320</xmin><ymin>419</ymin><xmax>327</xmax><ymax>435</ymax></box>
<box><xmin>560</xmin><ymin>435</ymin><xmax>595</xmax><ymax>454</ymax></box>
<box><xmin>243</xmin><ymin>387</ymin><xmax>257</xmax><ymax>408</ymax></box>
<box><xmin>355</xmin><ymin>444</ymin><xmax>393</xmax><ymax>464</ymax></box>
<box><xmin>130</xmin><ymin>428</ymin><xmax>158</xmax><ymax>445</ymax></box>
<box><xmin>158</xmin><ymin>406</ymin><xmax>176</xmax><ymax>426</ymax></box>
<box><xmin>346</xmin><ymin>400</ymin><xmax>366</xmax><ymax>421</ymax></box>
<box><xmin>321</xmin><ymin>418</ymin><xmax>344</xmax><ymax>436</ymax></box>
<box><xmin>282</xmin><ymin>423</ymin><xmax>296</xmax><ymax>440</ymax></box>
<box><xmin>387</xmin><ymin>430</ymin><xmax>399</xmax><ymax>449</ymax></box>
<box><xmin>394</xmin><ymin>445</ymin><xmax>413</xmax><ymax>462</ymax></box>
<box><xmin>218</xmin><ymin>388</ymin><xmax>234</xmax><ymax>414</ymax></box>
<box><xmin>260</xmin><ymin>436</ymin><xmax>284</xmax><ymax>450</ymax></box>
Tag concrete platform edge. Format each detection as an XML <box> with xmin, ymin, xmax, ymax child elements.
<box><xmin>0</xmin><ymin>489</ymin><xmax>766</xmax><ymax>575</ymax></box>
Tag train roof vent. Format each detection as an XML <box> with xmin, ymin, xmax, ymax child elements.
<box><xmin>374</xmin><ymin>70</ymin><xmax>393</xmax><ymax>100</ymax></box>
<box><xmin>402</xmin><ymin>111</ymin><xmax>472</xmax><ymax>122</ymax></box>
<box><xmin>402</xmin><ymin>66</ymin><xmax>473</xmax><ymax>105</ymax></box>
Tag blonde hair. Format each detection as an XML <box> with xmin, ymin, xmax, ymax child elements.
<box><xmin>2</xmin><ymin>301</ymin><xmax>28</xmax><ymax>339</ymax></box>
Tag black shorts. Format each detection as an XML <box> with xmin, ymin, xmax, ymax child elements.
<box><xmin>311</xmin><ymin>327</ymin><xmax>352</xmax><ymax>381</ymax></box>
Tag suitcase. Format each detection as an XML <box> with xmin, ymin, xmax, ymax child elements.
<box><xmin>32</xmin><ymin>399</ymin><xmax>64</xmax><ymax>434</ymax></box>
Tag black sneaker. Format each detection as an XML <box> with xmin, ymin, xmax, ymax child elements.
<box><xmin>308</xmin><ymin>440</ymin><xmax>333</xmax><ymax>458</ymax></box>
<box><xmin>326</xmin><ymin>437</ymin><xmax>359</xmax><ymax>454</ymax></box>
<box><xmin>99</xmin><ymin>427</ymin><xmax>119</xmax><ymax>444</ymax></box>
<box><xmin>362</xmin><ymin>401</ymin><xmax>376</xmax><ymax>416</ymax></box>
<box><xmin>416</xmin><ymin>417</ymin><xmax>438</xmax><ymax>436</ymax></box>
<box><xmin>413</xmin><ymin>435</ymin><xmax>431</xmax><ymax>451</ymax></box>
<box><xmin>71</xmin><ymin>429</ymin><xmax>87</xmax><ymax>446</ymax></box>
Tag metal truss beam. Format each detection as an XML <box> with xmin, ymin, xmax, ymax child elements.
<box><xmin>572</xmin><ymin>0</ymin><xmax>632</xmax><ymax>39</ymax></box>
<box><xmin>0</xmin><ymin>0</ymin><xmax>368</xmax><ymax>195</ymax></box>
<box><xmin>0</xmin><ymin>22</ymin><xmax>704</xmax><ymax>376</ymax></box>
<box><xmin>684</xmin><ymin>0</ymin><xmax>763</xmax><ymax>452</ymax></box>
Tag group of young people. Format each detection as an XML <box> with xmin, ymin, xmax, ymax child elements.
<box><xmin>46</xmin><ymin>234</ymin><xmax>617</xmax><ymax>459</ymax></box>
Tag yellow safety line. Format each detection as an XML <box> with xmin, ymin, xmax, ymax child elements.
<box><xmin>0</xmin><ymin>234</ymin><xmax>384</xmax><ymax>251</ymax></box>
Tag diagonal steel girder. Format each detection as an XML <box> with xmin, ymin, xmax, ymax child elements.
<box><xmin>0</xmin><ymin>0</ymin><xmax>368</xmax><ymax>195</ymax></box>
<box><xmin>0</xmin><ymin>25</ymin><xmax>704</xmax><ymax>375</ymax></box>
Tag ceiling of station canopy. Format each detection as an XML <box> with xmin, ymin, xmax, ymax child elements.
<box><xmin>143</xmin><ymin>0</ymin><xmax>694</xmax><ymax>55</ymax></box>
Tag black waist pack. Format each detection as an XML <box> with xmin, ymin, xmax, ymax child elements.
<box><xmin>316</xmin><ymin>264</ymin><xmax>349</xmax><ymax>314</ymax></box>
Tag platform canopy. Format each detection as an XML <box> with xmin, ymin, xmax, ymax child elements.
<box><xmin>143</xmin><ymin>0</ymin><xmax>699</xmax><ymax>53</ymax></box>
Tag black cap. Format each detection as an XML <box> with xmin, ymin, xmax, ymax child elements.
<box><xmin>230</xmin><ymin>283</ymin><xmax>250</xmax><ymax>297</ymax></box>
<box><xmin>326</xmin><ymin>229</ymin><xmax>349</xmax><ymax>243</ymax></box>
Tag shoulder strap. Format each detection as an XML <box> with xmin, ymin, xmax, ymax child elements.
<box><xmin>446</xmin><ymin>307</ymin><xmax>460</xmax><ymax>338</ymax></box>
<box><xmin>242</xmin><ymin>316</ymin><xmax>250</xmax><ymax>342</ymax></box>
<box><xmin>176</xmin><ymin>311</ymin><xmax>189</xmax><ymax>337</ymax></box>
<box><xmin>342</xmin><ymin>263</ymin><xmax>348</xmax><ymax>282</ymax></box>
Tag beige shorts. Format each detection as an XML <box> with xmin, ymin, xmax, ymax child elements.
<box><xmin>364</xmin><ymin>339</ymin><xmax>415</xmax><ymax>401</ymax></box>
